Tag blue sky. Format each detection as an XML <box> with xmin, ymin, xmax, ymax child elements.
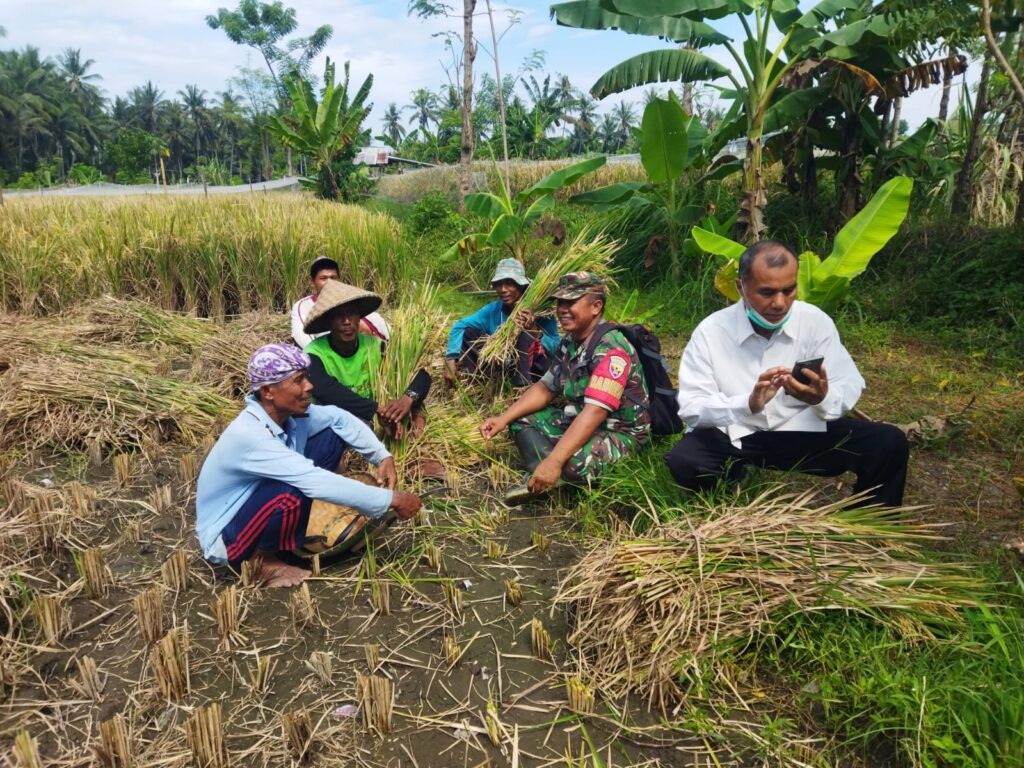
<box><xmin>0</xmin><ymin>0</ymin><xmax>968</xmax><ymax>134</ymax></box>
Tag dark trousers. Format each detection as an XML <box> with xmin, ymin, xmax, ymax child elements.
<box><xmin>459</xmin><ymin>327</ymin><xmax>549</xmax><ymax>386</ymax></box>
<box><xmin>664</xmin><ymin>418</ymin><xmax>909</xmax><ymax>508</ymax></box>
<box><xmin>221</xmin><ymin>428</ymin><xmax>345</xmax><ymax>566</ymax></box>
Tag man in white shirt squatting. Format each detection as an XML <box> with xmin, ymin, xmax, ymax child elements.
<box><xmin>291</xmin><ymin>256</ymin><xmax>390</xmax><ymax>348</ymax></box>
<box><xmin>666</xmin><ymin>240</ymin><xmax>909</xmax><ymax>507</ymax></box>
<box><xmin>196</xmin><ymin>344</ymin><xmax>421</xmax><ymax>587</ymax></box>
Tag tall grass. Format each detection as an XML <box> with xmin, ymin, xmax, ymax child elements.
<box><xmin>0</xmin><ymin>195</ymin><xmax>410</xmax><ymax>317</ymax></box>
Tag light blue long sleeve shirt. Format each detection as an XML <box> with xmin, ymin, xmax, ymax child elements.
<box><xmin>445</xmin><ymin>300</ymin><xmax>560</xmax><ymax>358</ymax></box>
<box><xmin>196</xmin><ymin>396</ymin><xmax>394</xmax><ymax>563</ymax></box>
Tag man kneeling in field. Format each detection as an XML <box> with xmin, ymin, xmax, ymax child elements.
<box><xmin>196</xmin><ymin>344</ymin><xmax>421</xmax><ymax>587</ymax></box>
<box><xmin>480</xmin><ymin>272</ymin><xmax>651</xmax><ymax>505</ymax></box>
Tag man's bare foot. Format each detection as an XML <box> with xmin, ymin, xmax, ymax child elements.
<box><xmin>257</xmin><ymin>553</ymin><xmax>309</xmax><ymax>588</ymax></box>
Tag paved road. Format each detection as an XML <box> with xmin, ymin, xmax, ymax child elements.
<box><xmin>3</xmin><ymin>177</ymin><xmax>303</xmax><ymax>198</ymax></box>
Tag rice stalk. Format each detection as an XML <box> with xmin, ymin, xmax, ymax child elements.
<box><xmin>504</xmin><ymin>579</ymin><xmax>522</xmax><ymax>607</ymax></box>
<box><xmin>531</xmin><ymin>618</ymin><xmax>552</xmax><ymax>662</ymax></box>
<box><xmin>370</xmin><ymin>579</ymin><xmax>391</xmax><ymax>615</ymax></box>
<box><xmin>310</xmin><ymin>554</ymin><xmax>321</xmax><ymax>577</ymax></box>
<box><xmin>177</xmin><ymin>453</ymin><xmax>200</xmax><ymax>485</ymax></box>
<box><xmin>13</xmin><ymin>730</ymin><xmax>41</xmax><ymax>768</ymax></box>
<box><xmin>364</xmin><ymin>643</ymin><xmax>380</xmax><ymax>671</ymax></box>
<box><xmin>239</xmin><ymin>555</ymin><xmax>264</xmax><ymax>588</ymax></box>
<box><xmin>212</xmin><ymin>586</ymin><xmax>245</xmax><ymax>650</ymax></box>
<box><xmin>148</xmin><ymin>484</ymin><xmax>172</xmax><ymax>516</ymax></box>
<box><xmin>63</xmin><ymin>480</ymin><xmax>94</xmax><ymax>517</ymax></box>
<box><xmin>356</xmin><ymin>673</ymin><xmax>394</xmax><ymax>734</ymax></box>
<box><xmin>305</xmin><ymin>651</ymin><xmax>332</xmax><ymax>686</ymax></box>
<box><xmin>422</xmin><ymin>541</ymin><xmax>443</xmax><ymax>573</ymax></box>
<box><xmin>113</xmin><ymin>452</ymin><xmax>135</xmax><ymax>488</ymax></box>
<box><xmin>87</xmin><ymin>438</ymin><xmax>103</xmax><ymax>467</ymax></box>
<box><xmin>32</xmin><ymin>594</ymin><xmax>70</xmax><ymax>644</ymax></box>
<box><xmin>555</xmin><ymin>488</ymin><xmax>985</xmax><ymax>707</ymax></box>
<box><xmin>97</xmin><ymin>714</ymin><xmax>133</xmax><ymax>768</ymax></box>
<box><xmin>151</xmin><ymin>625</ymin><xmax>190</xmax><ymax>701</ymax></box>
<box><xmin>442</xmin><ymin>580</ymin><xmax>463</xmax><ymax>619</ymax></box>
<box><xmin>485</xmin><ymin>697</ymin><xmax>505</xmax><ymax>747</ymax></box>
<box><xmin>480</xmin><ymin>230</ymin><xmax>618</xmax><ymax>364</ymax></box>
<box><xmin>484</xmin><ymin>539</ymin><xmax>506</xmax><ymax>560</ymax></box>
<box><xmin>291</xmin><ymin>583</ymin><xmax>317</xmax><ymax>629</ymax></box>
<box><xmin>27</xmin><ymin>496</ymin><xmax>62</xmax><ymax>551</ymax></box>
<box><xmin>121</xmin><ymin>520</ymin><xmax>141</xmax><ymax>545</ymax></box>
<box><xmin>76</xmin><ymin>547</ymin><xmax>112</xmax><ymax>598</ymax></box>
<box><xmin>531</xmin><ymin>530</ymin><xmax>550</xmax><ymax>553</ymax></box>
<box><xmin>566</xmin><ymin>677</ymin><xmax>595</xmax><ymax>715</ymax></box>
<box><xmin>133</xmin><ymin>586</ymin><xmax>165</xmax><ymax>646</ymax></box>
<box><xmin>280</xmin><ymin>710</ymin><xmax>314</xmax><ymax>763</ymax></box>
<box><xmin>246</xmin><ymin>652</ymin><xmax>276</xmax><ymax>696</ymax></box>
<box><xmin>161</xmin><ymin>549</ymin><xmax>189</xmax><ymax>591</ymax></box>
<box><xmin>184</xmin><ymin>702</ymin><xmax>228</xmax><ymax>768</ymax></box>
<box><xmin>73</xmin><ymin>655</ymin><xmax>104</xmax><ymax>699</ymax></box>
<box><xmin>443</xmin><ymin>634</ymin><xmax>461</xmax><ymax>668</ymax></box>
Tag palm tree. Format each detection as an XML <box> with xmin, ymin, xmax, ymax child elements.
<box><xmin>598</xmin><ymin>113</ymin><xmax>619</xmax><ymax>153</ymax></box>
<box><xmin>179</xmin><ymin>84</ymin><xmax>210</xmax><ymax>159</ymax></box>
<box><xmin>613</xmin><ymin>101</ymin><xmax>637</xmax><ymax>150</ymax></box>
<box><xmin>58</xmin><ymin>49</ymin><xmax>102</xmax><ymax>108</ymax></box>
<box><xmin>128</xmin><ymin>81</ymin><xmax>164</xmax><ymax>133</ymax></box>
<box><xmin>406</xmin><ymin>88</ymin><xmax>438</xmax><ymax>132</ymax></box>
<box><xmin>381</xmin><ymin>103</ymin><xmax>405</xmax><ymax>148</ymax></box>
<box><xmin>213</xmin><ymin>90</ymin><xmax>246</xmax><ymax>178</ymax></box>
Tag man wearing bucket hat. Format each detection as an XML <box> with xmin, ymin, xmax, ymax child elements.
<box><xmin>444</xmin><ymin>258</ymin><xmax>559</xmax><ymax>387</ymax></box>
<box><xmin>196</xmin><ymin>343</ymin><xmax>422</xmax><ymax>587</ymax></box>
<box><xmin>479</xmin><ymin>272</ymin><xmax>650</xmax><ymax>504</ymax></box>
<box><xmin>303</xmin><ymin>279</ymin><xmax>432</xmax><ymax>435</ymax></box>
<box><xmin>291</xmin><ymin>255</ymin><xmax>391</xmax><ymax>349</ymax></box>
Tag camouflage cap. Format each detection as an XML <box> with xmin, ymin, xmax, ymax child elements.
<box><xmin>551</xmin><ymin>271</ymin><xmax>607</xmax><ymax>300</ymax></box>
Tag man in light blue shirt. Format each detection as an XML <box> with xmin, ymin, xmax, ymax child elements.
<box><xmin>443</xmin><ymin>258</ymin><xmax>559</xmax><ymax>386</ymax></box>
<box><xmin>197</xmin><ymin>344</ymin><xmax>422</xmax><ymax>587</ymax></box>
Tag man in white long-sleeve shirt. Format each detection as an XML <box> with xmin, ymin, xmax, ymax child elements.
<box><xmin>666</xmin><ymin>240</ymin><xmax>909</xmax><ymax>507</ymax></box>
<box><xmin>196</xmin><ymin>344</ymin><xmax>422</xmax><ymax>587</ymax></box>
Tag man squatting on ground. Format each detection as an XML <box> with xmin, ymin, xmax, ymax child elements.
<box><xmin>301</xmin><ymin>279</ymin><xmax>431</xmax><ymax>436</ymax></box>
<box><xmin>291</xmin><ymin>255</ymin><xmax>390</xmax><ymax>349</ymax></box>
<box><xmin>444</xmin><ymin>258</ymin><xmax>560</xmax><ymax>387</ymax></box>
<box><xmin>480</xmin><ymin>272</ymin><xmax>651</xmax><ymax>505</ymax></box>
<box><xmin>195</xmin><ymin>344</ymin><xmax>422</xmax><ymax>587</ymax></box>
<box><xmin>665</xmin><ymin>240</ymin><xmax>910</xmax><ymax>507</ymax></box>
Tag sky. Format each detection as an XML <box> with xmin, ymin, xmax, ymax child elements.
<box><xmin>0</xmin><ymin>0</ymin><xmax>972</xmax><ymax>136</ymax></box>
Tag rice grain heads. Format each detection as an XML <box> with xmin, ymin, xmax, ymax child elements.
<box><xmin>555</xmin><ymin>488</ymin><xmax>983</xmax><ymax>709</ymax></box>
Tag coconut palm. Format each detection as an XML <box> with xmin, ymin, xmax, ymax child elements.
<box><xmin>406</xmin><ymin>88</ymin><xmax>439</xmax><ymax>132</ymax></box>
<box><xmin>128</xmin><ymin>82</ymin><xmax>165</xmax><ymax>133</ymax></box>
<box><xmin>179</xmin><ymin>84</ymin><xmax>210</xmax><ymax>159</ymax></box>
<box><xmin>381</xmin><ymin>103</ymin><xmax>405</xmax><ymax>148</ymax></box>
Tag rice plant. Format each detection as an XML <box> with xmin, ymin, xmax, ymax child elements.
<box><xmin>291</xmin><ymin>583</ymin><xmax>317</xmax><ymax>629</ymax></box>
<box><xmin>249</xmin><ymin>652</ymin><xmax>276</xmax><ymax>695</ymax></box>
<box><xmin>485</xmin><ymin>697</ymin><xmax>504</xmax><ymax>747</ymax></box>
<box><xmin>442</xmin><ymin>579</ymin><xmax>463</xmax><ymax>619</ymax></box>
<box><xmin>531</xmin><ymin>530</ymin><xmax>550</xmax><ymax>553</ymax></box>
<box><xmin>32</xmin><ymin>594</ymin><xmax>70</xmax><ymax>644</ymax></box>
<box><xmin>76</xmin><ymin>547</ymin><xmax>112</xmax><ymax>598</ymax></box>
<box><xmin>161</xmin><ymin>549</ymin><xmax>189</xmax><ymax>591</ymax></box>
<box><xmin>370</xmin><ymin>579</ymin><xmax>391</xmax><ymax>615</ymax></box>
<box><xmin>443</xmin><ymin>634</ymin><xmax>462</xmax><ymax>668</ymax></box>
<box><xmin>566</xmin><ymin>677</ymin><xmax>595</xmax><ymax>715</ymax></box>
<box><xmin>73</xmin><ymin>655</ymin><xmax>104</xmax><ymax>699</ymax></box>
<box><xmin>13</xmin><ymin>730</ymin><xmax>42</xmax><ymax>768</ymax></box>
<box><xmin>504</xmin><ymin>579</ymin><xmax>523</xmax><ymax>607</ymax></box>
<box><xmin>531</xmin><ymin>617</ymin><xmax>553</xmax><ymax>662</ymax></box>
<box><xmin>364</xmin><ymin>643</ymin><xmax>381</xmax><ymax>671</ymax></box>
<box><xmin>211</xmin><ymin>586</ymin><xmax>245</xmax><ymax>650</ymax></box>
<box><xmin>113</xmin><ymin>452</ymin><xmax>135</xmax><ymax>488</ymax></box>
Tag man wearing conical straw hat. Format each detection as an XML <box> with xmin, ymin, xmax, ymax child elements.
<box><xmin>443</xmin><ymin>258</ymin><xmax>560</xmax><ymax>387</ymax></box>
<box><xmin>291</xmin><ymin>255</ymin><xmax>390</xmax><ymax>349</ymax></box>
<box><xmin>480</xmin><ymin>272</ymin><xmax>651</xmax><ymax>505</ymax></box>
<box><xmin>302</xmin><ymin>279</ymin><xmax>432</xmax><ymax>437</ymax></box>
<box><xmin>196</xmin><ymin>343</ymin><xmax>422</xmax><ymax>587</ymax></box>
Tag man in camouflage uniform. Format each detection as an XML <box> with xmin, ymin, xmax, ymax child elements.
<box><xmin>479</xmin><ymin>272</ymin><xmax>650</xmax><ymax>504</ymax></box>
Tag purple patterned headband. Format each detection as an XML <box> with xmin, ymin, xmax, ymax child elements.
<box><xmin>247</xmin><ymin>344</ymin><xmax>311</xmax><ymax>392</ymax></box>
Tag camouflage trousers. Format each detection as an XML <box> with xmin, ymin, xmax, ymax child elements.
<box><xmin>510</xmin><ymin>406</ymin><xmax>640</xmax><ymax>483</ymax></box>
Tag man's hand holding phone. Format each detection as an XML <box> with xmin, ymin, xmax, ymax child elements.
<box><xmin>783</xmin><ymin>358</ymin><xmax>828</xmax><ymax>405</ymax></box>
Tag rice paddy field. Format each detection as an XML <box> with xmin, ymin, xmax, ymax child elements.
<box><xmin>2</xmin><ymin>194</ymin><xmax>1023</xmax><ymax>768</ymax></box>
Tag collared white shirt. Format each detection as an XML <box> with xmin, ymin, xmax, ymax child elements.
<box><xmin>677</xmin><ymin>300</ymin><xmax>865</xmax><ymax>447</ymax></box>
<box><xmin>290</xmin><ymin>294</ymin><xmax>390</xmax><ymax>349</ymax></box>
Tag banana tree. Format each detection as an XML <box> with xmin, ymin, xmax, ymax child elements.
<box><xmin>570</xmin><ymin>93</ymin><xmax>707</xmax><ymax>278</ymax></box>
<box><xmin>692</xmin><ymin>175</ymin><xmax>913</xmax><ymax>312</ymax></box>
<box><xmin>269</xmin><ymin>58</ymin><xmax>372</xmax><ymax>201</ymax></box>
<box><xmin>443</xmin><ymin>155</ymin><xmax>607</xmax><ymax>262</ymax></box>
<box><xmin>550</xmin><ymin>0</ymin><xmax>919</xmax><ymax>242</ymax></box>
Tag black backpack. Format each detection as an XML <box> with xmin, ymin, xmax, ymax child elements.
<box><xmin>575</xmin><ymin>321</ymin><xmax>683</xmax><ymax>436</ymax></box>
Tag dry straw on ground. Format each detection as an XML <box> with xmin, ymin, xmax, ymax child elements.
<box><xmin>556</xmin><ymin>488</ymin><xmax>984</xmax><ymax>708</ymax></box>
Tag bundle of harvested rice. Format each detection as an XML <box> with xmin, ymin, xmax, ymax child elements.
<box><xmin>192</xmin><ymin>311</ymin><xmax>290</xmax><ymax>398</ymax></box>
<box><xmin>555</xmin><ymin>488</ymin><xmax>983</xmax><ymax>709</ymax></box>
<box><xmin>479</xmin><ymin>230</ymin><xmax>618</xmax><ymax>364</ymax></box>
<box><xmin>0</xmin><ymin>351</ymin><xmax>235</xmax><ymax>451</ymax></box>
<box><xmin>371</xmin><ymin>280</ymin><xmax>448</xmax><ymax>405</ymax></box>
<box><xmin>76</xmin><ymin>296</ymin><xmax>216</xmax><ymax>349</ymax></box>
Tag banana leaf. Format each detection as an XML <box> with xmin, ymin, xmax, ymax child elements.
<box><xmin>591</xmin><ymin>49</ymin><xmax>731</xmax><ymax>99</ymax></box>
<box><xmin>640</xmin><ymin>97</ymin><xmax>690</xmax><ymax>184</ymax></box>
<box><xmin>691</xmin><ymin>227</ymin><xmax>745</xmax><ymax>260</ymax></box>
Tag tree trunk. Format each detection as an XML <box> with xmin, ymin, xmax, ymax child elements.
<box><xmin>737</xmin><ymin>136</ymin><xmax>766</xmax><ymax>243</ymax></box>
<box><xmin>837</xmin><ymin>107</ymin><xmax>864</xmax><ymax>221</ymax></box>
<box><xmin>953</xmin><ymin>57</ymin><xmax>992</xmax><ymax>216</ymax></box>
<box><xmin>889</xmin><ymin>97</ymin><xmax>902</xmax><ymax>146</ymax></box>
<box><xmin>459</xmin><ymin>0</ymin><xmax>477</xmax><ymax>209</ymax></box>
<box><xmin>485</xmin><ymin>0</ymin><xmax>511</xmax><ymax>198</ymax></box>
<box><xmin>938</xmin><ymin>70</ymin><xmax>952</xmax><ymax>122</ymax></box>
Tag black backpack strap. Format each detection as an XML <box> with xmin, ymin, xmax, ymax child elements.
<box><xmin>583</xmin><ymin>321</ymin><xmax>622</xmax><ymax>371</ymax></box>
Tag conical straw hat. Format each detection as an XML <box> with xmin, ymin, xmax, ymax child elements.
<box><xmin>303</xmin><ymin>279</ymin><xmax>383</xmax><ymax>335</ymax></box>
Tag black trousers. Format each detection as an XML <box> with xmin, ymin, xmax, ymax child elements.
<box><xmin>459</xmin><ymin>327</ymin><xmax>549</xmax><ymax>387</ymax></box>
<box><xmin>664</xmin><ymin>418</ymin><xmax>909</xmax><ymax>508</ymax></box>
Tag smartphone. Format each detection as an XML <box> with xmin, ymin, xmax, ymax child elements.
<box><xmin>792</xmin><ymin>357</ymin><xmax>824</xmax><ymax>385</ymax></box>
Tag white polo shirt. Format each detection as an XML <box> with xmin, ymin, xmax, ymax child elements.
<box><xmin>677</xmin><ymin>300</ymin><xmax>865</xmax><ymax>447</ymax></box>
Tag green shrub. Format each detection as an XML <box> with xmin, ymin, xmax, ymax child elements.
<box><xmin>67</xmin><ymin>163</ymin><xmax>103</xmax><ymax>185</ymax></box>
<box><xmin>408</xmin><ymin>190</ymin><xmax>463</xmax><ymax>236</ymax></box>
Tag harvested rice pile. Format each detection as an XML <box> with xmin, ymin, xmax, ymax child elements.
<box><xmin>556</xmin><ymin>488</ymin><xmax>983</xmax><ymax>709</ymax></box>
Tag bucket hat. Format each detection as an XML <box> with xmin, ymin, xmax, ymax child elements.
<box><xmin>490</xmin><ymin>258</ymin><xmax>530</xmax><ymax>287</ymax></box>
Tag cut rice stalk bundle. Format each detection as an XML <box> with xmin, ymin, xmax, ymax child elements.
<box><xmin>531</xmin><ymin>530</ymin><xmax>550</xmax><ymax>554</ymax></box>
<box><xmin>479</xmin><ymin>229</ymin><xmax>619</xmax><ymax>364</ymax></box>
<box><xmin>555</xmin><ymin>488</ymin><xmax>985</xmax><ymax>708</ymax></box>
<box><xmin>177</xmin><ymin>453</ymin><xmax>200</xmax><ymax>485</ymax></box>
<box><xmin>530</xmin><ymin>618</ymin><xmax>552</xmax><ymax>662</ymax></box>
<box><xmin>192</xmin><ymin>311</ymin><xmax>290</xmax><ymax>398</ymax></box>
<box><xmin>422</xmin><ymin>542</ymin><xmax>443</xmax><ymax>573</ymax></box>
<box><xmin>212</xmin><ymin>586</ymin><xmax>245</xmax><ymax>650</ymax></box>
<box><xmin>248</xmin><ymin>652</ymin><xmax>276</xmax><ymax>695</ymax></box>
<box><xmin>97</xmin><ymin>714</ymin><xmax>133</xmax><ymax>768</ymax></box>
<box><xmin>364</xmin><ymin>643</ymin><xmax>380</xmax><ymax>671</ymax></box>
<box><xmin>113</xmin><ymin>453</ymin><xmax>135</xmax><ymax>488</ymax></box>
<box><xmin>32</xmin><ymin>594</ymin><xmax>70</xmax><ymax>644</ymax></box>
<box><xmin>239</xmin><ymin>555</ymin><xmax>264</xmax><ymax>588</ymax></box>
<box><xmin>291</xmin><ymin>583</ymin><xmax>318</xmax><ymax>629</ymax></box>
<box><xmin>27</xmin><ymin>496</ymin><xmax>63</xmax><ymax>552</ymax></box>
<box><xmin>151</xmin><ymin>625</ymin><xmax>190</xmax><ymax>701</ymax></box>
<box><xmin>504</xmin><ymin>579</ymin><xmax>522</xmax><ymax>607</ymax></box>
<box><xmin>73</xmin><ymin>655</ymin><xmax>104</xmax><ymax>699</ymax></box>
<box><xmin>184</xmin><ymin>703</ymin><xmax>229</xmax><ymax>768</ymax></box>
<box><xmin>280</xmin><ymin>710</ymin><xmax>314</xmax><ymax>764</ymax></box>
<box><xmin>305</xmin><ymin>651</ymin><xmax>332</xmax><ymax>686</ymax></box>
<box><xmin>484</xmin><ymin>539</ymin><xmax>506</xmax><ymax>560</ymax></box>
<box><xmin>442</xmin><ymin>580</ymin><xmax>463</xmax><ymax>619</ymax></box>
<box><xmin>148</xmin><ymin>484</ymin><xmax>172</xmax><ymax>516</ymax></box>
<box><xmin>161</xmin><ymin>549</ymin><xmax>190</xmax><ymax>592</ymax></box>
<box><xmin>356</xmin><ymin>673</ymin><xmax>394</xmax><ymax>734</ymax></box>
<box><xmin>76</xmin><ymin>547</ymin><xmax>112</xmax><ymax>598</ymax></box>
<box><xmin>134</xmin><ymin>586</ymin><xmax>164</xmax><ymax>646</ymax></box>
<box><xmin>13</xmin><ymin>730</ymin><xmax>42</xmax><ymax>768</ymax></box>
<box><xmin>370</xmin><ymin>579</ymin><xmax>391</xmax><ymax>615</ymax></box>
<box><xmin>442</xmin><ymin>634</ymin><xmax>461</xmax><ymax>668</ymax></box>
<box><xmin>484</xmin><ymin>698</ymin><xmax>504</xmax><ymax>748</ymax></box>
<box><xmin>79</xmin><ymin>297</ymin><xmax>216</xmax><ymax>350</ymax></box>
<box><xmin>566</xmin><ymin>677</ymin><xmax>595</xmax><ymax>715</ymax></box>
<box><xmin>63</xmin><ymin>481</ymin><xmax>94</xmax><ymax>517</ymax></box>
